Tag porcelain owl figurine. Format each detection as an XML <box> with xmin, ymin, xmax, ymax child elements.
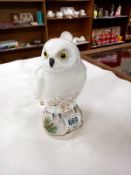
<box><xmin>35</xmin><ymin>38</ymin><xmax>86</xmax><ymax>136</ymax></box>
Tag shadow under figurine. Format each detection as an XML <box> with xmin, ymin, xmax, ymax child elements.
<box><xmin>34</xmin><ymin>37</ymin><xmax>86</xmax><ymax>137</ymax></box>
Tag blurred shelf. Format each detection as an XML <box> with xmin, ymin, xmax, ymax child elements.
<box><xmin>0</xmin><ymin>24</ymin><xmax>46</xmax><ymax>31</ymax></box>
<box><xmin>126</xmin><ymin>38</ymin><xmax>131</xmax><ymax>42</ymax></box>
<box><xmin>93</xmin><ymin>15</ymin><xmax>128</xmax><ymax>21</ymax></box>
<box><xmin>46</xmin><ymin>0</ymin><xmax>91</xmax><ymax>2</ymax></box>
<box><xmin>76</xmin><ymin>41</ymin><xmax>90</xmax><ymax>45</ymax></box>
<box><xmin>91</xmin><ymin>41</ymin><xmax>124</xmax><ymax>49</ymax></box>
<box><xmin>0</xmin><ymin>0</ymin><xmax>47</xmax><ymax>62</ymax></box>
<box><xmin>0</xmin><ymin>0</ymin><xmax>43</xmax><ymax>2</ymax></box>
<box><xmin>125</xmin><ymin>33</ymin><xmax>131</xmax><ymax>41</ymax></box>
<box><xmin>47</xmin><ymin>16</ymin><xmax>91</xmax><ymax>21</ymax></box>
<box><xmin>0</xmin><ymin>44</ymin><xmax>43</xmax><ymax>53</ymax></box>
<box><xmin>0</xmin><ymin>41</ymin><xmax>90</xmax><ymax>54</ymax></box>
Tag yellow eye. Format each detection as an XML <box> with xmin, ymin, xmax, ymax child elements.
<box><xmin>43</xmin><ymin>51</ymin><xmax>48</xmax><ymax>58</ymax></box>
<box><xmin>59</xmin><ymin>51</ymin><xmax>67</xmax><ymax>59</ymax></box>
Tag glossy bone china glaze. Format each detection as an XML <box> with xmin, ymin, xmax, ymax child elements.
<box><xmin>34</xmin><ymin>38</ymin><xmax>86</xmax><ymax>137</ymax></box>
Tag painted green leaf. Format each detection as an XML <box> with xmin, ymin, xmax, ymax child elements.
<box><xmin>44</xmin><ymin>117</ymin><xmax>57</xmax><ymax>134</ymax></box>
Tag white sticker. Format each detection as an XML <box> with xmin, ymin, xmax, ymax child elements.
<box><xmin>64</xmin><ymin>113</ymin><xmax>82</xmax><ymax>130</ymax></box>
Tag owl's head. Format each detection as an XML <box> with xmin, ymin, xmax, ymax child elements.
<box><xmin>41</xmin><ymin>38</ymin><xmax>81</xmax><ymax>72</ymax></box>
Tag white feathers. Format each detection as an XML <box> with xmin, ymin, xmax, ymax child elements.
<box><xmin>60</xmin><ymin>31</ymin><xmax>73</xmax><ymax>42</ymax></box>
<box><xmin>35</xmin><ymin>38</ymin><xmax>86</xmax><ymax>112</ymax></box>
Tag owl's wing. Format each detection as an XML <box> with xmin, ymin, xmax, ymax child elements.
<box><xmin>33</xmin><ymin>66</ymin><xmax>44</xmax><ymax>104</ymax></box>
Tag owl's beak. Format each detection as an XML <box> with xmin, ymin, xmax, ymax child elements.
<box><xmin>49</xmin><ymin>58</ymin><xmax>55</xmax><ymax>68</ymax></box>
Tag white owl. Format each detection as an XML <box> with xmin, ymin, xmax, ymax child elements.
<box><xmin>34</xmin><ymin>38</ymin><xmax>86</xmax><ymax>136</ymax></box>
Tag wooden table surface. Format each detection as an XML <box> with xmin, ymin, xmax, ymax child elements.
<box><xmin>81</xmin><ymin>43</ymin><xmax>131</xmax><ymax>82</ymax></box>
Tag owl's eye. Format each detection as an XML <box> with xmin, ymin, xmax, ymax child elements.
<box><xmin>59</xmin><ymin>51</ymin><xmax>68</xmax><ymax>60</ymax></box>
<box><xmin>43</xmin><ymin>51</ymin><xmax>48</xmax><ymax>58</ymax></box>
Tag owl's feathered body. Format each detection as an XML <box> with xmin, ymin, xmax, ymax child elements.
<box><xmin>35</xmin><ymin>38</ymin><xmax>86</xmax><ymax>113</ymax></box>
